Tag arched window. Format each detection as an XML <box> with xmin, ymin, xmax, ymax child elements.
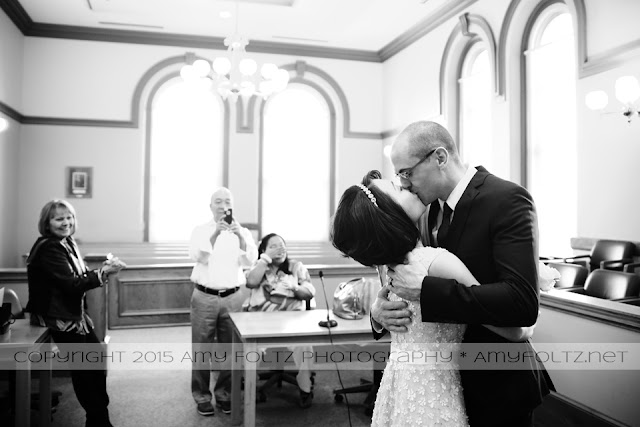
<box><xmin>148</xmin><ymin>79</ymin><xmax>225</xmax><ymax>241</ymax></box>
<box><xmin>262</xmin><ymin>84</ymin><xmax>330</xmax><ymax>240</ymax></box>
<box><xmin>459</xmin><ymin>45</ymin><xmax>494</xmax><ymax>173</ymax></box>
<box><xmin>525</xmin><ymin>5</ymin><xmax>577</xmax><ymax>256</ymax></box>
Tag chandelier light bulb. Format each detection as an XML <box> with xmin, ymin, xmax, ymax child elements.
<box><xmin>261</xmin><ymin>63</ymin><xmax>278</xmax><ymax>79</ymax></box>
<box><xmin>239</xmin><ymin>81</ymin><xmax>256</xmax><ymax>97</ymax></box>
<box><xmin>259</xmin><ymin>80</ymin><xmax>274</xmax><ymax>96</ymax></box>
<box><xmin>192</xmin><ymin>59</ymin><xmax>211</xmax><ymax>78</ymax></box>
<box><xmin>212</xmin><ymin>57</ymin><xmax>232</xmax><ymax>76</ymax></box>
<box><xmin>584</xmin><ymin>90</ymin><xmax>608</xmax><ymax>111</ymax></box>
<box><xmin>615</xmin><ymin>76</ymin><xmax>640</xmax><ymax>105</ymax></box>
<box><xmin>239</xmin><ymin>58</ymin><xmax>258</xmax><ymax>76</ymax></box>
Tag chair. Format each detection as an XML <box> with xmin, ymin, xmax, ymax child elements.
<box><xmin>255</xmin><ymin>298</ymin><xmax>316</xmax><ymax>405</ymax></box>
<box><xmin>561</xmin><ymin>239</ymin><xmax>635</xmax><ymax>272</ymax></box>
<box><xmin>0</xmin><ymin>289</ymin><xmax>62</xmax><ymax>416</ymax></box>
<box><xmin>333</xmin><ymin>365</ymin><xmax>384</xmax><ymax>416</ymax></box>
<box><xmin>624</xmin><ymin>262</ymin><xmax>640</xmax><ymax>275</ymax></box>
<box><xmin>568</xmin><ymin>269</ymin><xmax>640</xmax><ymax>301</ymax></box>
<box><xmin>545</xmin><ymin>262</ymin><xmax>588</xmax><ymax>291</ymax></box>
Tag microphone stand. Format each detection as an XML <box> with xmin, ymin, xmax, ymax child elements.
<box><xmin>317</xmin><ymin>270</ymin><xmax>338</xmax><ymax>328</ymax></box>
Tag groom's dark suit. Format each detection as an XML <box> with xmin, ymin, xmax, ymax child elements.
<box><xmin>374</xmin><ymin>166</ymin><xmax>553</xmax><ymax>426</ymax></box>
<box><xmin>420</xmin><ymin>166</ymin><xmax>553</xmax><ymax>426</ymax></box>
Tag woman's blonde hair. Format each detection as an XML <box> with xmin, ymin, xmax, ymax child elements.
<box><xmin>37</xmin><ymin>199</ymin><xmax>77</xmax><ymax>237</ymax></box>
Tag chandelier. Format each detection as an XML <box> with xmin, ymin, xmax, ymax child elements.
<box><xmin>180</xmin><ymin>4</ymin><xmax>289</xmax><ymax>102</ymax></box>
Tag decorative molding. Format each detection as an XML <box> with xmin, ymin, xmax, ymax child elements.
<box><xmin>378</xmin><ymin>0</ymin><xmax>479</xmax><ymax>61</ymax></box>
<box><xmin>21</xmin><ymin>116</ymin><xmax>134</xmax><ymax>128</ymax></box>
<box><xmin>581</xmin><ymin>37</ymin><xmax>640</xmax><ymax>78</ymax></box>
<box><xmin>439</xmin><ymin>13</ymin><xmax>498</xmax><ymax>141</ymax></box>
<box><xmin>541</xmin><ymin>291</ymin><xmax>640</xmax><ymax>332</ymax></box>
<box><xmin>281</xmin><ymin>61</ymin><xmax>382</xmax><ymax>140</ymax></box>
<box><xmin>381</xmin><ymin>127</ymin><xmax>402</xmax><ymax>140</ymax></box>
<box><xmin>0</xmin><ymin>99</ymin><xmax>24</xmax><ymax>122</ymax></box>
<box><xmin>0</xmin><ymin>56</ymin><xmax>381</xmax><ymax>140</ymax></box>
<box><xmin>3</xmin><ymin>0</ymin><xmax>639</xmax><ymax>76</ymax></box>
<box><xmin>0</xmin><ymin>0</ymin><xmax>379</xmax><ymax>63</ymax></box>
<box><xmin>570</xmin><ymin>237</ymin><xmax>640</xmax><ymax>256</ymax></box>
<box><xmin>0</xmin><ymin>0</ymin><xmax>32</xmax><ymax>32</ymax></box>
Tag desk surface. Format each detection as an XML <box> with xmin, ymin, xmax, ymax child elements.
<box><xmin>229</xmin><ymin>310</ymin><xmax>375</xmax><ymax>340</ymax></box>
<box><xmin>0</xmin><ymin>318</ymin><xmax>49</xmax><ymax>348</ymax></box>
<box><xmin>230</xmin><ymin>310</ymin><xmax>384</xmax><ymax>427</ymax></box>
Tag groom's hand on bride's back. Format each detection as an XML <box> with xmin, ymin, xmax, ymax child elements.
<box><xmin>371</xmin><ymin>286</ymin><xmax>412</xmax><ymax>333</ymax></box>
<box><xmin>386</xmin><ymin>262</ymin><xmax>426</xmax><ymax>302</ymax></box>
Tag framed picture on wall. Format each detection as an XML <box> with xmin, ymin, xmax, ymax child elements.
<box><xmin>66</xmin><ymin>167</ymin><xmax>93</xmax><ymax>198</ymax></box>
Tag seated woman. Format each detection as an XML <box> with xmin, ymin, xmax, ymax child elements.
<box><xmin>244</xmin><ymin>233</ymin><xmax>316</xmax><ymax>408</ymax></box>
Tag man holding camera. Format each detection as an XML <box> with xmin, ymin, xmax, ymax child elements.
<box><xmin>189</xmin><ymin>187</ymin><xmax>258</xmax><ymax>416</ymax></box>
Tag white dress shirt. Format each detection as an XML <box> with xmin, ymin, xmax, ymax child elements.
<box><xmin>431</xmin><ymin>166</ymin><xmax>478</xmax><ymax>244</ymax></box>
<box><xmin>189</xmin><ymin>219</ymin><xmax>258</xmax><ymax>289</ymax></box>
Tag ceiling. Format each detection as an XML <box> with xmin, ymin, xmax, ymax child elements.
<box><xmin>11</xmin><ymin>0</ymin><xmax>458</xmax><ymax>53</ymax></box>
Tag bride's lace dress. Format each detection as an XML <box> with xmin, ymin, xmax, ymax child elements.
<box><xmin>372</xmin><ymin>245</ymin><xmax>469</xmax><ymax>427</ymax></box>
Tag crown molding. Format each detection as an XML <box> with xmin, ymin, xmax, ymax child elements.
<box><xmin>580</xmin><ymin>37</ymin><xmax>640</xmax><ymax>78</ymax></box>
<box><xmin>1</xmin><ymin>0</ymin><xmax>380</xmax><ymax>62</ymax></box>
<box><xmin>0</xmin><ymin>99</ymin><xmax>23</xmax><ymax>122</ymax></box>
<box><xmin>0</xmin><ymin>0</ymin><xmax>32</xmax><ymax>32</ymax></box>
<box><xmin>378</xmin><ymin>0</ymin><xmax>479</xmax><ymax>61</ymax></box>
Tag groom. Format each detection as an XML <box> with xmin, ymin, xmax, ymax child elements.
<box><xmin>372</xmin><ymin>121</ymin><xmax>553</xmax><ymax>426</ymax></box>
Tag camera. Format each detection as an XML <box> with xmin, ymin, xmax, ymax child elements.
<box><xmin>224</xmin><ymin>209</ymin><xmax>233</xmax><ymax>224</ymax></box>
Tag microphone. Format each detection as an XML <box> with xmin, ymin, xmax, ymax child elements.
<box><xmin>317</xmin><ymin>270</ymin><xmax>338</xmax><ymax>328</ymax></box>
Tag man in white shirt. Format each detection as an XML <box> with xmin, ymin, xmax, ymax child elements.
<box><xmin>189</xmin><ymin>187</ymin><xmax>258</xmax><ymax>416</ymax></box>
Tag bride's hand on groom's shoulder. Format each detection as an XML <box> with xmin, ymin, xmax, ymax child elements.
<box><xmin>387</xmin><ymin>262</ymin><xmax>426</xmax><ymax>302</ymax></box>
<box><xmin>371</xmin><ymin>286</ymin><xmax>412</xmax><ymax>333</ymax></box>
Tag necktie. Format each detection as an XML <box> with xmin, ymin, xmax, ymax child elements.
<box><xmin>427</xmin><ymin>202</ymin><xmax>440</xmax><ymax>246</ymax></box>
<box><xmin>437</xmin><ymin>203</ymin><xmax>453</xmax><ymax>248</ymax></box>
<box><xmin>427</xmin><ymin>202</ymin><xmax>440</xmax><ymax>234</ymax></box>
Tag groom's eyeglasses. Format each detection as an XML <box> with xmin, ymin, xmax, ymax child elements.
<box><xmin>395</xmin><ymin>147</ymin><xmax>439</xmax><ymax>181</ymax></box>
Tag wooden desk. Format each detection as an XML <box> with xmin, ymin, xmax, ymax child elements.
<box><xmin>229</xmin><ymin>311</ymin><xmax>384</xmax><ymax>426</ymax></box>
<box><xmin>0</xmin><ymin>319</ymin><xmax>52</xmax><ymax>427</ymax></box>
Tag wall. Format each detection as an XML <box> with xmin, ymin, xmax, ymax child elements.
<box><xmin>382</xmin><ymin>0</ymin><xmax>640</xmax><ymax>246</ymax></box>
<box><xmin>536</xmin><ymin>296</ymin><xmax>640</xmax><ymax>426</ymax></box>
<box><xmin>2</xmin><ymin>1</ymin><xmax>640</xmax><ymax>266</ymax></box>
<box><xmin>4</xmin><ymin>36</ymin><xmax>383</xmax><ymax>265</ymax></box>
<box><xmin>0</xmin><ymin>10</ymin><xmax>24</xmax><ymax>266</ymax></box>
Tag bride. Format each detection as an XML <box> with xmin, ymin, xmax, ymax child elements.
<box><xmin>331</xmin><ymin>170</ymin><xmax>535</xmax><ymax>427</ymax></box>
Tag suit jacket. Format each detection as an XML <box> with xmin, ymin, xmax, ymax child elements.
<box><xmin>26</xmin><ymin>236</ymin><xmax>101</xmax><ymax>320</ymax></box>
<box><xmin>417</xmin><ymin>167</ymin><xmax>553</xmax><ymax>425</ymax></box>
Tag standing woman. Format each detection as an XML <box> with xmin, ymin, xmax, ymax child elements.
<box><xmin>25</xmin><ymin>199</ymin><xmax>125</xmax><ymax>427</ymax></box>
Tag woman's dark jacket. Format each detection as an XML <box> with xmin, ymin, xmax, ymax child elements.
<box><xmin>25</xmin><ymin>236</ymin><xmax>101</xmax><ymax>320</ymax></box>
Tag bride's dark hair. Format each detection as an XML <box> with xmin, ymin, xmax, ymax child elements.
<box><xmin>331</xmin><ymin>170</ymin><xmax>420</xmax><ymax>267</ymax></box>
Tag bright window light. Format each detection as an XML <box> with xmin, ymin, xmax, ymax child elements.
<box><xmin>149</xmin><ymin>79</ymin><xmax>224</xmax><ymax>242</ymax></box>
<box><xmin>526</xmin><ymin>8</ymin><xmax>577</xmax><ymax>257</ymax></box>
<box><xmin>459</xmin><ymin>47</ymin><xmax>495</xmax><ymax>175</ymax></box>
<box><xmin>262</xmin><ymin>85</ymin><xmax>330</xmax><ymax>241</ymax></box>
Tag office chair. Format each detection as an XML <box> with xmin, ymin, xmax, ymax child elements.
<box><xmin>545</xmin><ymin>262</ymin><xmax>588</xmax><ymax>291</ymax></box>
<box><xmin>562</xmin><ymin>239</ymin><xmax>635</xmax><ymax>272</ymax></box>
<box><xmin>624</xmin><ymin>262</ymin><xmax>640</xmax><ymax>275</ymax></box>
<box><xmin>333</xmin><ymin>365</ymin><xmax>384</xmax><ymax>416</ymax></box>
<box><xmin>255</xmin><ymin>298</ymin><xmax>316</xmax><ymax>406</ymax></box>
<box><xmin>568</xmin><ymin>269</ymin><xmax>640</xmax><ymax>301</ymax></box>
